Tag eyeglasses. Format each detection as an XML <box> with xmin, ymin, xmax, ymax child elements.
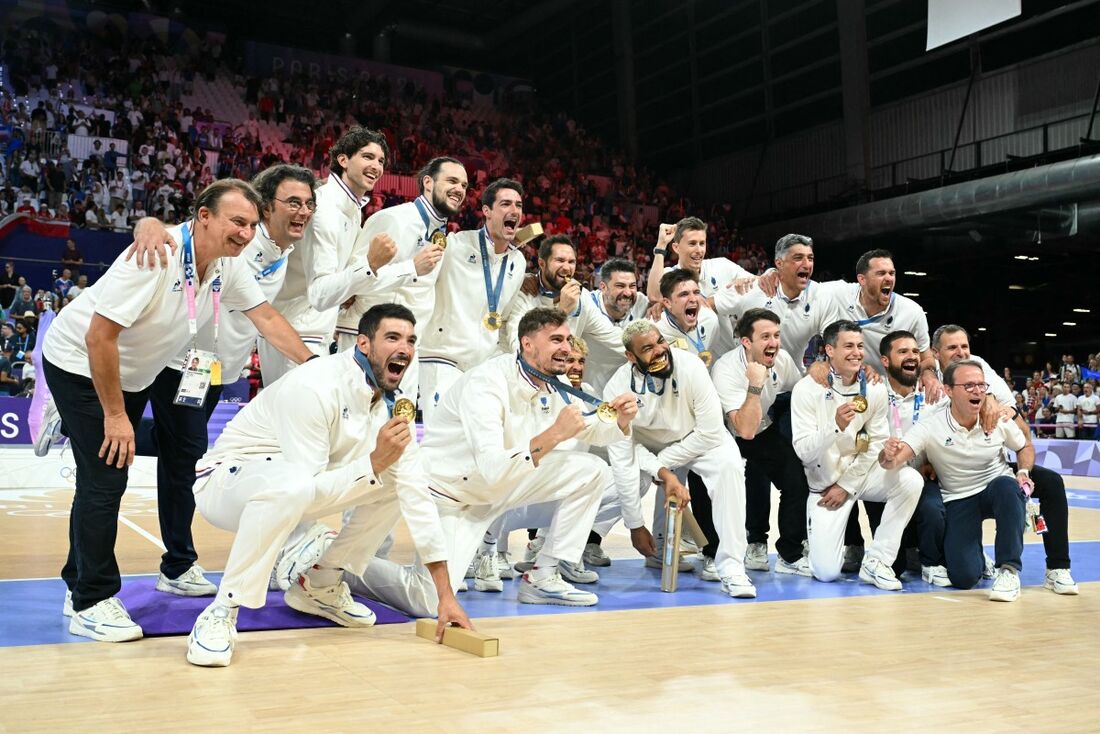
<box><xmin>273</xmin><ymin>197</ymin><xmax>316</xmax><ymax>213</ymax></box>
<box><xmin>951</xmin><ymin>382</ymin><xmax>989</xmax><ymax>393</ymax></box>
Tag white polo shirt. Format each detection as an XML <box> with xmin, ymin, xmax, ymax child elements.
<box><xmin>1053</xmin><ymin>393</ymin><xmax>1079</xmax><ymax>424</ymax></box>
<box><xmin>43</xmin><ymin>223</ymin><xmax>265</xmax><ymax>392</ymax></box>
<box><xmin>712</xmin><ymin>345</ymin><xmax>801</xmax><ymax>436</ymax></box>
<box><xmin>418</xmin><ymin>228</ymin><xmax>527</xmax><ymax>372</ymax></box>
<box><xmin>666</xmin><ymin>257</ymin><xmax>753</xmax><ymax>354</ymax></box>
<box><xmin>168</xmin><ymin>223</ymin><xmax>294</xmax><ymax>379</ymax></box>
<box><xmin>1077</xmin><ymin>393</ymin><xmax>1099</xmax><ymax>425</ymax></box>
<box><xmin>713</xmin><ymin>279</ymin><xmax>847</xmax><ymax>372</ymax></box>
<box><xmin>653</xmin><ymin>309</ymin><xmax>720</xmax><ymax>365</ymax></box>
<box><xmin>824</xmin><ymin>285</ymin><xmax>930</xmax><ymax>373</ymax></box>
<box><xmin>901</xmin><ymin>406</ymin><xmax>1027</xmax><ymax>501</ymax></box>
<box><xmin>603</xmin><ymin>348</ymin><xmax>730</xmax><ymax>528</ymax></box>
<box><xmin>583</xmin><ymin>289</ymin><xmax>649</xmax><ymax>393</ymax></box>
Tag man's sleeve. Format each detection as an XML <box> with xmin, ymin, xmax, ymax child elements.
<box><xmin>93</xmin><ymin>253</ymin><xmax>169</xmax><ymax>328</ymax></box>
<box><xmin>459</xmin><ymin>374</ymin><xmax>539</xmax><ymax>488</ymax></box>
<box><xmin>712</xmin><ymin>352</ymin><xmax>747</xmax><ymax>414</ymax></box>
<box><xmin>388</xmin><ymin>440</ymin><xmax>448</xmax><ymax>563</ymax></box>
<box><xmin>304</xmin><ymin>206</ymin><xmax>380</xmax><ymax>310</ymax></box>
<box><xmin>791</xmin><ymin>378</ymin><xmax>840</xmax><ymax>465</ymax></box>
<box><xmin>655</xmin><ymin>358</ymin><xmax>726</xmax><ymax>468</ymax></box>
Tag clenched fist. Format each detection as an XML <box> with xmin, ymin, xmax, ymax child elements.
<box><xmin>551</xmin><ymin>404</ymin><xmax>587</xmax><ymax>443</ymax></box>
<box><xmin>745</xmin><ymin>361</ymin><xmax>767</xmax><ymax>390</ymax></box>
<box><xmin>368</xmin><ymin>233</ymin><xmax>398</xmax><ymax>272</ymax></box>
<box><xmin>657</xmin><ymin>223</ymin><xmax>676</xmax><ymax>248</ymax></box>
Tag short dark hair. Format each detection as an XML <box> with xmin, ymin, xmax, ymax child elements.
<box><xmin>880</xmin><ymin>329</ymin><xmax>918</xmax><ymax>357</ymax></box>
<box><xmin>251</xmin><ymin>164</ymin><xmax>316</xmax><ymax>209</ymax></box>
<box><xmin>856</xmin><ymin>248</ymin><xmax>894</xmax><ymax>275</ymax></box>
<box><xmin>823</xmin><ymin>319</ymin><xmax>862</xmax><ymax>347</ymax></box>
<box><xmin>482</xmin><ymin>178</ymin><xmax>524</xmax><ymax>208</ymax></box>
<box><xmin>599</xmin><ymin>258</ymin><xmax>637</xmax><ymax>282</ymax></box>
<box><xmin>943</xmin><ymin>358</ymin><xmax>983</xmax><ymax>387</ymax></box>
<box><xmin>659</xmin><ymin>268</ymin><xmax>697</xmax><ymax>299</ymax></box>
<box><xmin>538</xmin><ymin>234</ymin><xmax>574</xmax><ymax>261</ymax></box>
<box><xmin>358</xmin><ymin>303</ymin><xmax>415</xmax><ymax>338</ymax></box>
<box><xmin>329</xmin><ymin>126</ymin><xmax>390</xmax><ymax>177</ymax></box>
<box><xmin>737</xmin><ymin>308</ymin><xmax>781</xmax><ymax>340</ymax></box>
<box><xmin>417</xmin><ymin>156</ymin><xmax>463</xmax><ymax>194</ymax></box>
<box><xmin>517</xmin><ymin>307</ymin><xmax>567</xmax><ymax>342</ymax></box>
<box><xmin>193</xmin><ymin>178</ymin><xmax>262</xmax><ymax>217</ymax></box>
<box><xmin>674</xmin><ymin>216</ymin><xmax>707</xmax><ymax>243</ymax></box>
<box><xmin>932</xmin><ymin>324</ymin><xmax>968</xmax><ymax>349</ymax></box>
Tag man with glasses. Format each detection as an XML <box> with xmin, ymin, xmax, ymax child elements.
<box><xmin>879</xmin><ymin>360</ymin><xmax>1030</xmax><ymax>602</ymax></box>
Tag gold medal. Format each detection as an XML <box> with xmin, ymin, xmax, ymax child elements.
<box><xmin>672</xmin><ymin>338</ymin><xmax>688</xmax><ymax>350</ymax></box>
<box><xmin>483</xmin><ymin>311</ymin><xmax>502</xmax><ymax>331</ymax></box>
<box><xmin>595</xmin><ymin>402</ymin><xmax>618</xmax><ymax>423</ymax></box>
<box><xmin>431</xmin><ymin>230</ymin><xmax>447</xmax><ymax>249</ymax></box>
<box><xmin>647</xmin><ymin>354</ymin><xmax>669</xmax><ymax>374</ymax></box>
<box><xmin>855</xmin><ymin>428</ymin><xmax>870</xmax><ymax>453</ymax></box>
<box><xmin>697</xmin><ymin>350</ymin><xmax>713</xmax><ymax>368</ymax></box>
<box><xmin>393</xmin><ymin>397</ymin><xmax>416</xmax><ymax>422</ymax></box>
<box><xmin>851</xmin><ymin>395</ymin><xmax>868</xmax><ymax>413</ymax></box>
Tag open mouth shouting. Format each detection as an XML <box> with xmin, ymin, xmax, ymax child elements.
<box><xmin>762</xmin><ymin>345</ymin><xmax>778</xmax><ymax>366</ymax></box>
<box><xmin>287</xmin><ymin>219</ymin><xmax>307</xmax><ymax>238</ymax></box>
<box><xmin>502</xmin><ymin>214</ymin><xmax>520</xmax><ymax>239</ymax></box>
<box><xmin>900</xmin><ymin>357</ymin><xmax>918</xmax><ymax>378</ymax></box>
<box><xmin>682</xmin><ymin>302</ymin><xmax>700</xmax><ymax>327</ymax></box>
<box><xmin>382</xmin><ymin>354</ymin><xmax>410</xmax><ymax>388</ymax></box>
<box><xmin>795</xmin><ymin>267</ymin><xmax>811</xmax><ymax>284</ymax></box>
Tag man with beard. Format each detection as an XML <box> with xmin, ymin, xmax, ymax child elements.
<box><xmin>646</xmin><ymin>217</ymin><xmax>770</xmax><ymax>355</ymax></box>
<box><xmin>711</xmin><ymin>308</ymin><xmax>810</xmax><ymax>576</ymax></box>
<box><xmin>506</xmin><ymin>235</ymin><xmax>626</xmax><ymax>368</ymax></box>
<box><xmin>333</xmin><ymin>158</ymin><xmax>468</xmax><ymax>388</ymax></box>
<box><xmin>604</xmin><ymin>321</ymin><xmax>757</xmax><ymax>598</ymax></box>
<box><xmin>351</xmin><ymin>308</ymin><xmax>637</xmax><ymax>614</ymax></box>
<box><xmin>260</xmin><ymin>127</ymin><xmax>398</xmax><ymax>384</ymax></box>
<box><xmin>791</xmin><ymin>320</ymin><xmax>921</xmax><ymax>589</ymax></box>
<box><xmin>186</xmin><ymin>305</ymin><xmax>471</xmax><ymax>667</ymax></box>
<box><xmin>417</xmin><ymin>178</ymin><xmax>529</xmax><ymax>426</ymax></box>
<box><xmin>583</xmin><ymin>258</ymin><xmax>649</xmax><ymax>393</ymax></box>
<box><xmin>879</xmin><ymin>360</ymin><xmax>1029</xmax><ymax>601</ymax></box>
<box><xmin>928</xmin><ymin>325</ymin><xmax>1076</xmax><ymax>595</ymax></box>
<box><xmin>653</xmin><ymin>270</ymin><xmax>720</xmax><ymax>369</ymax></box>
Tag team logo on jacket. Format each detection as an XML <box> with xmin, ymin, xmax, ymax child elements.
<box><xmin>342</xmin><ymin>406</ymin><xmax>349</xmax><ymax>420</ymax></box>
<box><xmin>539</xmin><ymin>396</ymin><xmax>551</xmax><ymax>413</ymax></box>
<box><xmin>254</xmin><ymin>251</ymin><xmax>264</xmax><ymax>262</ymax></box>
<box><xmin>671</xmin><ymin>379</ymin><xmax>679</xmax><ymax>396</ymax></box>
<box><xmin>468</xmin><ymin>254</ymin><xmax>477</xmax><ymax>263</ymax></box>
<box><xmin>944</xmin><ymin>437</ymin><xmax>954</xmax><ymax>447</ymax></box>
<box><xmin>171</xmin><ymin>279</ymin><xmax>182</xmax><ymax>292</ymax></box>
<box><xmin>635</xmin><ymin>397</ymin><xmax>644</xmax><ymax>409</ymax></box>
<box><xmin>825</xmin><ymin>391</ymin><xmax>833</xmax><ymax>401</ymax></box>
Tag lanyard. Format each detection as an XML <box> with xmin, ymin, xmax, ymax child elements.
<box><xmin>254</xmin><ymin>254</ymin><xmax>287</xmax><ymax>281</ymax></box>
<box><xmin>479</xmin><ymin>228</ymin><xmax>509</xmax><ymax>314</ymax></box>
<box><xmin>630</xmin><ymin>368</ymin><xmax>667</xmax><ymax>396</ymax></box>
<box><xmin>517</xmin><ymin>355</ymin><xmax>601</xmax><ymax>415</ymax></box>
<box><xmin>414</xmin><ymin>196</ymin><xmax>445</xmax><ymax>241</ymax></box>
<box><xmin>912</xmin><ymin>391</ymin><xmax>923</xmax><ymax>423</ymax></box>
<box><xmin>353</xmin><ymin>348</ymin><xmax>395</xmax><ymax>415</ymax></box>
<box><xmin>182</xmin><ymin>221</ymin><xmax>220</xmax><ymax>345</ymax></box>
<box><xmin>665</xmin><ymin>310</ymin><xmax>705</xmax><ymax>353</ymax></box>
<box><xmin>828</xmin><ymin>367</ymin><xmax>864</xmax><ymax>397</ymax></box>
<box><xmin>853</xmin><ymin>292</ymin><xmax>895</xmax><ymax>326</ymax></box>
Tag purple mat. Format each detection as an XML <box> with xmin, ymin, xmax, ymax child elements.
<box><xmin>116</xmin><ymin>577</ymin><xmax>409</xmax><ymax>636</ymax></box>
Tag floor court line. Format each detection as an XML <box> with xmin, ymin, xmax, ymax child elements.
<box><xmin>118</xmin><ymin>514</ymin><xmax>167</xmax><ymax>551</ymax></box>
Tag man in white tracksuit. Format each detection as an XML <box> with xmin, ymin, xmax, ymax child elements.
<box><xmin>790</xmin><ymin>319</ymin><xmax>922</xmax><ymax>589</ymax></box>
<box><xmin>187</xmin><ymin>304</ymin><xmax>470</xmax><ymax>667</ymax></box>
<box><xmin>604</xmin><ymin>321</ymin><xmax>757</xmax><ymax>599</ymax></box>
<box><xmin>417</xmin><ymin>177</ymin><xmax>529</xmax><ymax>425</ymax></box>
<box><xmin>653</xmin><ymin>269</ymin><xmax>721</xmax><ymax>367</ymax></box>
<box><xmin>349</xmin><ymin>307</ymin><xmax>638</xmax><ymax>615</ymax></box>
<box><xmin>583</xmin><ymin>258</ymin><xmax>649</xmax><ymax>394</ymax></box>
<box><xmin>260</xmin><ymin>126</ymin><xmax>396</xmax><ymax>383</ymax></box>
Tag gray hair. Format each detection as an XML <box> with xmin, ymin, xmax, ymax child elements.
<box><xmin>775</xmin><ymin>233</ymin><xmax>813</xmax><ymax>260</ymax></box>
<box><xmin>622</xmin><ymin>320</ymin><xmax>658</xmax><ymax>350</ymax></box>
<box><xmin>943</xmin><ymin>358</ymin><xmax>983</xmax><ymax>386</ymax></box>
<box><xmin>932</xmin><ymin>324</ymin><xmax>968</xmax><ymax>349</ymax></box>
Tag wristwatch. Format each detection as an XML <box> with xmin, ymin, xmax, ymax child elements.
<box><xmin>653</xmin><ymin>247</ymin><xmax>667</xmax><ymax>256</ymax></box>
<box><xmin>747</xmin><ymin>385</ymin><xmax>763</xmax><ymax>395</ymax></box>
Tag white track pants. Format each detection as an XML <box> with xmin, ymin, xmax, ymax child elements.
<box><xmin>806</xmin><ymin>464</ymin><xmax>922</xmax><ymax>582</ymax></box>
<box><xmin>347</xmin><ymin>451</ymin><xmax>608</xmax><ymax>617</ymax></box>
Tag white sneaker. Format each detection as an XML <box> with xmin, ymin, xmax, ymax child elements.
<box><xmin>494</xmin><ymin>551</ymin><xmax>516</xmax><ymax>580</ymax></box>
<box><xmin>68</xmin><ymin>597</ymin><xmax>143</xmax><ymax>642</ymax></box>
<box><xmin>981</xmin><ymin>552</ymin><xmax>996</xmax><ymax>580</ymax></box>
<box><xmin>921</xmin><ymin>565</ymin><xmax>951</xmax><ymax>587</ymax></box>
<box><xmin>559</xmin><ymin>559</ymin><xmax>599</xmax><ymax>584</ymax></box>
<box><xmin>582</xmin><ymin>542</ymin><xmax>611</xmax><ymax>567</ymax></box>
<box><xmin>473</xmin><ymin>551</ymin><xmax>503</xmax><ymax>592</ymax></box>
<box><xmin>517</xmin><ymin>570</ymin><xmax>598</xmax><ymax>606</ymax></box>
<box><xmin>284</xmin><ymin>575</ymin><xmax>376</xmax><ymax>626</ymax></box>
<box><xmin>775</xmin><ymin>555</ymin><xmax>812</xmax><ymax>577</ymax></box>
<box><xmin>272</xmin><ymin>523</ymin><xmax>338</xmax><ymax>591</ymax></box>
<box><xmin>1043</xmin><ymin>568</ymin><xmax>1079</xmax><ymax>595</ymax></box>
<box><xmin>32</xmin><ymin>397</ymin><xmax>63</xmax><ymax>457</ymax></box>
<box><xmin>456</xmin><ymin>580</ymin><xmax>468</xmax><ymax>593</ymax></box>
<box><xmin>989</xmin><ymin>567</ymin><xmax>1020</xmax><ymax>602</ymax></box>
<box><xmin>842</xmin><ymin>545</ymin><xmax>864</xmax><ymax>573</ymax></box>
<box><xmin>645</xmin><ymin>544</ymin><xmax>693</xmax><ymax>572</ymax></box>
<box><xmin>745</xmin><ymin>542</ymin><xmax>770</xmax><ymax>571</ymax></box>
<box><xmin>63</xmin><ymin>590</ymin><xmax>73</xmax><ymax>618</ymax></box>
<box><xmin>721</xmin><ymin>573</ymin><xmax>757</xmax><ymax>598</ymax></box>
<box><xmin>859</xmin><ymin>557</ymin><xmax>903</xmax><ymax>591</ymax></box>
<box><xmin>695</xmin><ymin>556</ymin><xmax>720</xmax><ymax>582</ymax></box>
<box><xmin>186</xmin><ymin>603</ymin><xmax>239</xmax><ymax>667</ymax></box>
<box><xmin>513</xmin><ymin>537</ymin><xmax>544</xmax><ymax>573</ymax></box>
<box><xmin>155</xmin><ymin>564</ymin><xmax>217</xmax><ymax>597</ymax></box>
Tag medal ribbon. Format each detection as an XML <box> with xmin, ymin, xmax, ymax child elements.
<box><xmin>665</xmin><ymin>310</ymin><xmax>705</xmax><ymax>353</ymax></box>
<box><xmin>479</xmin><ymin>228</ymin><xmax>508</xmax><ymax>315</ymax></box>
<box><xmin>182</xmin><ymin>221</ymin><xmax>219</xmax><ymax>348</ymax></box>
<box><xmin>414</xmin><ymin>196</ymin><xmax>446</xmax><ymax>242</ymax></box>
<box><xmin>630</xmin><ymin>367</ymin><xmax>667</xmax><ymax>396</ymax></box>
<box><xmin>858</xmin><ymin>369</ymin><xmax>867</xmax><ymax>400</ymax></box>
<box><xmin>853</xmin><ymin>292</ymin><xmax>896</xmax><ymax>326</ymax></box>
<box><xmin>254</xmin><ymin>255</ymin><xmax>287</xmax><ymax>281</ymax></box>
<box><xmin>353</xmin><ymin>348</ymin><xmax>395</xmax><ymax>415</ymax></box>
<box><xmin>517</xmin><ymin>355</ymin><xmax>601</xmax><ymax>415</ymax></box>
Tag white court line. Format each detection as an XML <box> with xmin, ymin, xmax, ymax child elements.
<box><xmin>118</xmin><ymin>514</ymin><xmax>167</xmax><ymax>552</ymax></box>
<box><xmin>932</xmin><ymin>595</ymin><xmax>962</xmax><ymax>603</ymax></box>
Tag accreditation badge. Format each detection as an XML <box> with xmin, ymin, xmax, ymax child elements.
<box><xmin>174</xmin><ymin>348</ymin><xmax>218</xmax><ymax>408</ymax></box>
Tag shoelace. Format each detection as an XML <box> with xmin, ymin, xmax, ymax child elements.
<box><xmin>95</xmin><ymin>598</ymin><xmax>132</xmax><ymax>621</ymax></box>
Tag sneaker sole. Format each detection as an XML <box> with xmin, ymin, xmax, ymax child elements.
<box><xmin>186</xmin><ymin>639</ymin><xmax>233</xmax><ymax>667</ymax></box>
<box><xmin>513</xmin><ymin>561</ymin><xmax>535</xmax><ymax>573</ymax></box>
<box><xmin>858</xmin><ymin>569</ymin><xmax>902</xmax><ymax>591</ymax></box>
<box><xmin>32</xmin><ymin>420</ymin><xmax>61</xmax><ymax>457</ymax></box>
<box><xmin>1043</xmin><ymin>580</ymin><xmax>1079</xmax><ymax>595</ymax></box>
<box><xmin>284</xmin><ymin>593</ymin><xmax>376</xmax><ymax>627</ymax></box>
<box><xmin>473</xmin><ymin>580</ymin><xmax>504</xmax><ymax>592</ymax></box>
<box><xmin>560</xmin><ymin>574</ymin><xmax>599</xmax><ymax>584</ymax></box>
<box><xmin>155</xmin><ymin>579</ymin><xmax>217</xmax><ymax>597</ymax></box>
<box><xmin>922</xmin><ymin>577</ymin><xmax>951</xmax><ymax>587</ymax></box>
<box><xmin>989</xmin><ymin>591</ymin><xmax>1019</xmax><ymax>602</ymax></box>
<box><xmin>775</xmin><ymin>563</ymin><xmax>811</xmax><ymax>577</ymax></box>
<box><xmin>68</xmin><ymin>616</ymin><xmax>143</xmax><ymax>642</ymax></box>
<box><xmin>516</xmin><ymin>589</ymin><xmax>597</xmax><ymax>607</ymax></box>
<box><xmin>745</xmin><ymin>560</ymin><xmax>770</xmax><ymax>572</ymax></box>
<box><xmin>583</xmin><ymin>557</ymin><xmax>611</xmax><ymax>567</ymax></box>
<box><xmin>644</xmin><ymin>557</ymin><xmax>692</xmax><ymax>572</ymax></box>
<box><xmin>696</xmin><ymin>572</ymin><xmax>721</xmax><ymax>582</ymax></box>
<box><xmin>724</xmin><ymin>586</ymin><xmax>757</xmax><ymax>599</ymax></box>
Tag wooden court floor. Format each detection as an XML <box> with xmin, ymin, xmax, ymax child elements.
<box><xmin>2</xmin><ymin>464</ymin><xmax>1098</xmax><ymax>733</ymax></box>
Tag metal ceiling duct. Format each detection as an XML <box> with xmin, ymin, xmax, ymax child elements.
<box><xmin>754</xmin><ymin>153</ymin><xmax>1100</xmax><ymax>242</ymax></box>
